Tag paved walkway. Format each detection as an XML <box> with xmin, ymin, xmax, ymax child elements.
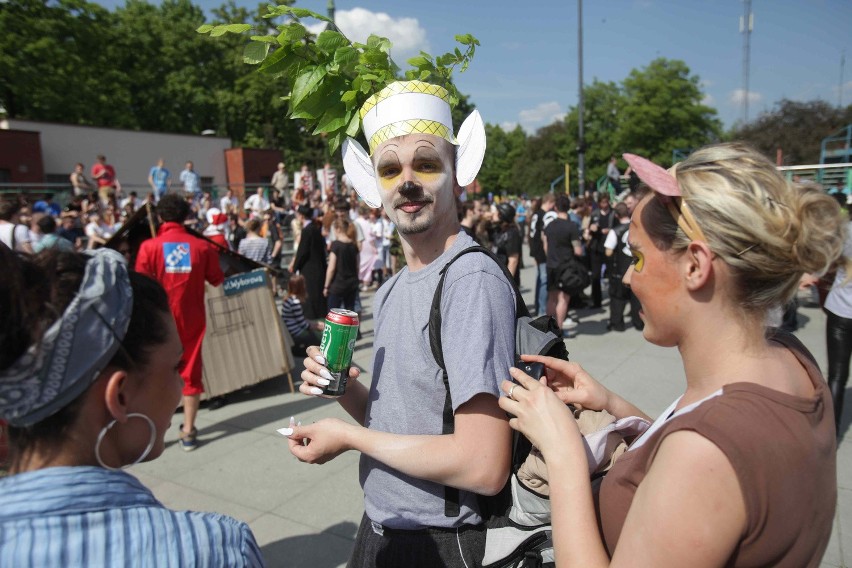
<box><xmin>131</xmin><ymin>246</ymin><xmax>851</xmax><ymax>568</ymax></box>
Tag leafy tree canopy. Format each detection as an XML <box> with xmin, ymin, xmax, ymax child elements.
<box><xmin>729</xmin><ymin>99</ymin><xmax>852</xmax><ymax>165</ymax></box>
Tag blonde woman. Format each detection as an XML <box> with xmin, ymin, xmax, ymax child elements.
<box><xmin>501</xmin><ymin>143</ymin><xmax>843</xmax><ymax>567</ymax></box>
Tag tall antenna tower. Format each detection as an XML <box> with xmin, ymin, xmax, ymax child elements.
<box><xmin>740</xmin><ymin>0</ymin><xmax>753</xmax><ymax>124</ymax></box>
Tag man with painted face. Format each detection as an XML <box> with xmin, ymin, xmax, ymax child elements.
<box><xmin>284</xmin><ymin>81</ymin><xmax>515</xmax><ymax>567</ymax></box>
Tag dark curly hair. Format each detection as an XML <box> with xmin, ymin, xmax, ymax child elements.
<box><xmin>156</xmin><ymin>194</ymin><xmax>190</xmax><ymax>223</ymax></box>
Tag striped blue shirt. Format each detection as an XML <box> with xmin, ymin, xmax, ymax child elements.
<box><xmin>0</xmin><ymin>466</ymin><xmax>265</xmax><ymax>567</ymax></box>
<box><xmin>279</xmin><ymin>296</ymin><xmax>310</xmax><ymax>336</ymax></box>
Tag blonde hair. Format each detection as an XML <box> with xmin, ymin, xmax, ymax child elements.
<box><xmin>642</xmin><ymin>142</ymin><xmax>845</xmax><ymax>313</ymax></box>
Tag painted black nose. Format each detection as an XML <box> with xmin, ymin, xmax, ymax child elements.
<box><xmin>399</xmin><ymin>181</ymin><xmax>421</xmax><ymax>196</ymax></box>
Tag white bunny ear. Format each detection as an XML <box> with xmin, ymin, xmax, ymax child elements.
<box><xmin>455</xmin><ymin>109</ymin><xmax>486</xmax><ymax>188</ymax></box>
<box><xmin>342</xmin><ymin>138</ymin><xmax>382</xmax><ymax>208</ymax></box>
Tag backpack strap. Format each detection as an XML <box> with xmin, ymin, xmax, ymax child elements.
<box><xmin>429</xmin><ymin>245</ymin><xmax>527</xmax><ymax>368</ymax></box>
<box><xmin>428</xmin><ymin>245</ymin><xmax>526</xmax><ymax>517</ymax></box>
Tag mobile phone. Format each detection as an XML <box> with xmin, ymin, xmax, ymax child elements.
<box><xmin>518</xmin><ymin>361</ymin><xmax>545</xmax><ymax>381</ymax></box>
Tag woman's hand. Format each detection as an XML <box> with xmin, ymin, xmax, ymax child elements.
<box><xmin>498</xmin><ymin>368</ymin><xmax>580</xmax><ymax>460</ymax></box>
<box><xmin>299</xmin><ymin>345</ymin><xmax>360</xmax><ymax>398</ymax></box>
<box><xmin>520</xmin><ymin>354</ymin><xmax>610</xmax><ymax>411</ymax></box>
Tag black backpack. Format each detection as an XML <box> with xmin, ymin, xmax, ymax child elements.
<box><xmin>428</xmin><ymin>245</ymin><xmax>568</xmax><ymax>568</ymax></box>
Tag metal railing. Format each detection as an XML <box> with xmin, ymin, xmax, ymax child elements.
<box><xmin>777</xmin><ymin>163</ymin><xmax>852</xmax><ymax>189</ymax></box>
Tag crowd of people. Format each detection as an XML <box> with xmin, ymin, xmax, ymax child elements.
<box><xmin>455</xmin><ymin>185</ymin><xmax>646</xmax><ymax>337</ymax></box>
<box><xmin>1</xmin><ymin>84</ymin><xmax>850</xmax><ymax>568</ymax></box>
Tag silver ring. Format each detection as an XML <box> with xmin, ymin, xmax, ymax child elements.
<box><xmin>508</xmin><ymin>384</ymin><xmax>516</xmax><ymax>399</ymax></box>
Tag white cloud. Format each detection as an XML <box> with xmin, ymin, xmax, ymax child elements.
<box><xmin>322</xmin><ymin>8</ymin><xmax>430</xmax><ymax>63</ymax></box>
<box><xmin>701</xmin><ymin>94</ymin><xmax>716</xmax><ymax>106</ymax></box>
<box><xmin>500</xmin><ymin>121</ymin><xmax>519</xmax><ymax>132</ymax></box>
<box><xmin>518</xmin><ymin>101</ymin><xmax>566</xmax><ymax>133</ymax></box>
<box><xmin>729</xmin><ymin>89</ymin><xmax>763</xmax><ymax>105</ymax></box>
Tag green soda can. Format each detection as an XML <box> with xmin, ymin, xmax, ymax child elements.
<box><xmin>319</xmin><ymin>309</ymin><xmax>360</xmax><ymax>396</ymax></box>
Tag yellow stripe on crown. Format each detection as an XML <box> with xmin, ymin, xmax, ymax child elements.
<box><xmin>368</xmin><ymin>120</ymin><xmax>453</xmax><ymax>153</ymax></box>
<box><xmin>359</xmin><ymin>81</ymin><xmax>451</xmax><ymax>118</ymax></box>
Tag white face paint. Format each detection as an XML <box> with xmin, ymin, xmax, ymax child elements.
<box><xmin>373</xmin><ymin>134</ymin><xmax>457</xmax><ymax>237</ymax></box>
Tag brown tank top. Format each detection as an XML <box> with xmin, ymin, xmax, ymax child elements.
<box><xmin>597</xmin><ymin>332</ymin><xmax>837</xmax><ymax>567</ymax></box>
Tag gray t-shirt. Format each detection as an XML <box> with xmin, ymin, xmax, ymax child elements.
<box><xmin>361</xmin><ymin>230</ymin><xmax>517</xmax><ymax>529</ymax></box>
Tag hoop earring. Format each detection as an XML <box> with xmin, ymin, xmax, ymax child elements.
<box><xmin>94</xmin><ymin>413</ymin><xmax>157</xmax><ymax>471</ymax></box>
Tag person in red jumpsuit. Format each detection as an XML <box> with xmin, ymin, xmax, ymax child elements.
<box><xmin>135</xmin><ymin>194</ymin><xmax>224</xmax><ymax>451</ymax></box>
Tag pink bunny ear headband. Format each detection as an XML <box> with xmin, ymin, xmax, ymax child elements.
<box><xmin>623</xmin><ymin>153</ymin><xmax>708</xmax><ymax>244</ymax></box>
<box><xmin>342</xmin><ymin>80</ymin><xmax>486</xmax><ymax>208</ymax></box>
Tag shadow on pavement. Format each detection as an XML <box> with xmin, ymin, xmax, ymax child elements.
<box><xmin>203</xmin><ymin>394</ymin><xmax>336</xmax><ymax>436</ymax></box>
<box><xmin>261</xmin><ymin>521</ymin><xmax>358</xmax><ymax>568</ymax></box>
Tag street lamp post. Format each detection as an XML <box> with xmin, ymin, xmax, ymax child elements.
<box><xmin>577</xmin><ymin>0</ymin><xmax>585</xmax><ymax>195</ymax></box>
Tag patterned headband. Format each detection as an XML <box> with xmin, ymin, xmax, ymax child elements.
<box><xmin>0</xmin><ymin>248</ymin><xmax>133</xmax><ymax>427</ymax></box>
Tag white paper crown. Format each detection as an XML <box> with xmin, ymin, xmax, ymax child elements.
<box><xmin>341</xmin><ymin>80</ymin><xmax>486</xmax><ymax>208</ymax></box>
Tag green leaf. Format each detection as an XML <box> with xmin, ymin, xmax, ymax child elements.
<box><xmin>243</xmin><ymin>41</ymin><xmax>269</xmax><ymax>65</ymax></box>
<box><xmin>264</xmin><ymin>4</ymin><xmax>292</xmax><ymax>18</ymax></box>
<box><xmin>196</xmin><ymin>24</ymin><xmax>214</xmax><ymax>34</ymax></box>
<box><xmin>278</xmin><ymin>24</ymin><xmax>306</xmax><ymax>43</ymax></box>
<box><xmin>250</xmin><ymin>35</ymin><xmax>277</xmax><ymax>43</ymax></box>
<box><xmin>328</xmin><ymin>130</ymin><xmax>346</xmax><ymax>154</ymax></box>
<box><xmin>258</xmin><ymin>47</ymin><xmax>297</xmax><ymax>75</ymax></box>
<box><xmin>313</xmin><ymin>106</ymin><xmax>349</xmax><ymax>134</ymax></box>
<box><xmin>286</xmin><ymin>7</ymin><xmax>331</xmax><ymax>22</ymax></box>
<box><xmin>290</xmin><ymin>65</ymin><xmax>327</xmax><ymax>108</ymax></box>
<box><xmin>341</xmin><ymin>90</ymin><xmax>358</xmax><ymax>103</ymax></box>
<box><xmin>209</xmin><ymin>23</ymin><xmax>251</xmax><ymax>37</ymax></box>
<box><xmin>361</xmin><ymin>51</ymin><xmax>389</xmax><ymax>65</ymax></box>
<box><xmin>455</xmin><ymin>33</ymin><xmax>479</xmax><ymax>46</ymax></box>
<box><xmin>420</xmin><ymin>70</ymin><xmax>431</xmax><ymax>81</ymax></box>
<box><xmin>334</xmin><ymin>46</ymin><xmax>358</xmax><ymax>66</ymax></box>
<box><xmin>291</xmin><ymin>76</ymin><xmax>346</xmax><ymax>120</ymax></box>
<box><xmin>345</xmin><ymin>110</ymin><xmax>361</xmax><ymax>137</ymax></box>
<box><xmin>316</xmin><ymin>30</ymin><xmax>349</xmax><ymax>52</ymax></box>
<box><xmin>407</xmin><ymin>55</ymin><xmax>431</xmax><ymax>67</ymax></box>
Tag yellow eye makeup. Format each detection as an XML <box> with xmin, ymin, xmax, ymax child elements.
<box><xmin>630</xmin><ymin>249</ymin><xmax>645</xmax><ymax>272</ymax></box>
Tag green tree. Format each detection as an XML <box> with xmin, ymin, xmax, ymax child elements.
<box><xmin>730</xmin><ymin>99</ymin><xmax>852</xmax><ymax>165</ymax></box>
<box><xmin>0</xmin><ymin>0</ymin><xmax>129</xmax><ymax>125</ymax></box>
<box><xmin>509</xmin><ymin>121</ymin><xmax>570</xmax><ymax>196</ymax></box>
<box><xmin>563</xmin><ymin>79</ymin><xmax>624</xmax><ymax>185</ymax></box>
<box><xmin>617</xmin><ymin>58</ymin><xmax>721</xmax><ymax>167</ymax></box>
<box><xmin>111</xmin><ymin>0</ymin><xmax>232</xmax><ymax>133</ymax></box>
<box><xmin>478</xmin><ymin>123</ymin><xmax>526</xmax><ymax>195</ymax></box>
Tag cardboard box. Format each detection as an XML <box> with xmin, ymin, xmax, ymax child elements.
<box><xmin>201</xmin><ymin>269</ymin><xmax>294</xmax><ymax>397</ymax></box>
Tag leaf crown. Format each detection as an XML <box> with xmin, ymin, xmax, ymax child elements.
<box><xmin>197</xmin><ymin>5</ymin><xmax>479</xmax><ymax>154</ymax></box>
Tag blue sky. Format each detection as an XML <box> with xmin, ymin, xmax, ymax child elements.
<box><xmin>101</xmin><ymin>0</ymin><xmax>852</xmax><ymax>134</ymax></box>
